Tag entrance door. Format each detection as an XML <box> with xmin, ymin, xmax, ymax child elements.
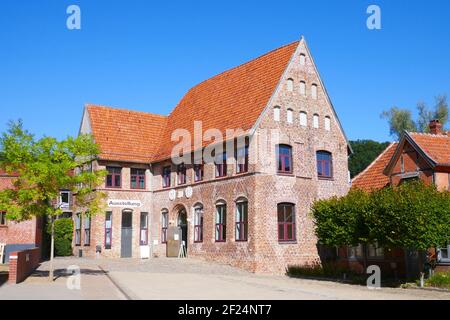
<box><xmin>177</xmin><ymin>209</ymin><xmax>188</xmax><ymax>250</ymax></box>
<box><xmin>121</xmin><ymin>210</ymin><xmax>133</xmax><ymax>258</ymax></box>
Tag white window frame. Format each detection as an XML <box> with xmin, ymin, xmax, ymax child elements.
<box><xmin>286</xmin><ymin>78</ymin><xmax>294</xmax><ymax>92</ymax></box>
<box><xmin>287</xmin><ymin>108</ymin><xmax>293</xmax><ymax>124</ymax></box>
<box><xmin>311</xmin><ymin>84</ymin><xmax>318</xmax><ymax>100</ymax></box>
<box><xmin>299</xmin><ymin>112</ymin><xmax>307</xmax><ymax>127</ymax></box>
<box><xmin>324</xmin><ymin>116</ymin><xmax>331</xmax><ymax>131</ymax></box>
<box><xmin>60</xmin><ymin>191</ymin><xmax>70</xmax><ymax>209</ymax></box>
<box><xmin>299</xmin><ymin>81</ymin><xmax>306</xmax><ymax>96</ymax></box>
<box><xmin>313</xmin><ymin>114</ymin><xmax>319</xmax><ymax>128</ymax></box>
<box><xmin>274</xmin><ymin>106</ymin><xmax>280</xmax><ymax>122</ymax></box>
<box><xmin>299</xmin><ymin>54</ymin><xmax>306</xmax><ymax>66</ymax></box>
<box><xmin>438</xmin><ymin>244</ymin><xmax>450</xmax><ymax>263</ymax></box>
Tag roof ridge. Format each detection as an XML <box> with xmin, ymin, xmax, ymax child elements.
<box><xmin>352</xmin><ymin>142</ymin><xmax>398</xmax><ymax>183</ymax></box>
<box><xmin>86</xmin><ymin>103</ymin><xmax>168</xmax><ymax>119</ymax></box>
<box><xmin>408</xmin><ymin>131</ymin><xmax>449</xmax><ymax>137</ymax></box>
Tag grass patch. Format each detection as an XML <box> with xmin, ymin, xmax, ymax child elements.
<box><xmin>424</xmin><ymin>271</ymin><xmax>450</xmax><ymax>289</ymax></box>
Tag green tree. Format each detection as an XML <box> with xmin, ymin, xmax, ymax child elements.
<box><xmin>348</xmin><ymin>140</ymin><xmax>390</xmax><ymax>178</ymax></box>
<box><xmin>0</xmin><ymin>120</ymin><xmax>106</xmax><ymax>281</ymax></box>
<box><xmin>381</xmin><ymin>107</ymin><xmax>417</xmax><ymax>139</ymax></box>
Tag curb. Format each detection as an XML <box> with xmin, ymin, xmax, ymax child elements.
<box><xmin>97</xmin><ymin>265</ymin><xmax>139</xmax><ymax>300</ymax></box>
<box><xmin>403</xmin><ymin>286</ymin><xmax>450</xmax><ymax>293</ymax></box>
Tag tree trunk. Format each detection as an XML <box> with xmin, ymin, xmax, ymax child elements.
<box><xmin>49</xmin><ymin>216</ymin><xmax>54</xmax><ymax>282</ymax></box>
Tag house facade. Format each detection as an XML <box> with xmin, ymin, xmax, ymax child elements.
<box><xmin>73</xmin><ymin>38</ymin><xmax>352</xmax><ymax>274</ymax></box>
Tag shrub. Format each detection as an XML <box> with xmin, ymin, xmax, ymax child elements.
<box><xmin>425</xmin><ymin>271</ymin><xmax>450</xmax><ymax>289</ymax></box>
<box><xmin>47</xmin><ymin>218</ymin><xmax>74</xmax><ymax>256</ymax></box>
<box><xmin>286</xmin><ymin>262</ymin><xmax>362</xmax><ymax>281</ymax></box>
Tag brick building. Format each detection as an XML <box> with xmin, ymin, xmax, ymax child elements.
<box><xmin>349</xmin><ymin>121</ymin><xmax>450</xmax><ymax>276</ymax></box>
<box><xmin>0</xmin><ymin>170</ymin><xmax>43</xmax><ymax>264</ymax></box>
<box><xmin>73</xmin><ymin>38</ymin><xmax>352</xmax><ymax>274</ymax></box>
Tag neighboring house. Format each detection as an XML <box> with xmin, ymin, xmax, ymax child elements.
<box><xmin>349</xmin><ymin>120</ymin><xmax>450</xmax><ymax>276</ymax></box>
<box><xmin>0</xmin><ymin>170</ymin><xmax>43</xmax><ymax>263</ymax></box>
<box><xmin>74</xmin><ymin>37</ymin><xmax>352</xmax><ymax>274</ymax></box>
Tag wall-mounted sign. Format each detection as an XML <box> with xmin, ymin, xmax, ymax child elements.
<box><xmin>168</xmin><ymin>189</ymin><xmax>176</xmax><ymax>201</ymax></box>
<box><xmin>177</xmin><ymin>190</ymin><xmax>184</xmax><ymax>198</ymax></box>
<box><xmin>108</xmin><ymin>199</ymin><xmax>142</xmax><ymax>208</ymax></box>
<box><xmin>185</xmin><ymin>187</ymin><xmax>193</xmax><ymax>199</ymax></box>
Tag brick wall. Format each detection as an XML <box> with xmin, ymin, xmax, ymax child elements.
<box><xmin>8</xmin><ymin>247</ymin><xmax>41</xmax><ymax>284</ymax></box>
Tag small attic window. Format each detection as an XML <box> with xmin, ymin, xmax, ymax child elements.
<box><xmin>299</xmin><ymin>112</ymin><xmax>307</xmax><ymax>127</ymax></box>
<box><xmin>287</xmin><ymin>108</ymin><xmax>293</xmax><ymax>124</ymax></box>
<box><xmin>313</xmin><ymin>114</ymin><xmax>319</xmax><ymax>128</ymax></box>
<box><xmin>299</xmin><ymin>81</ymin><xmax>306</xmax><ymax>96</ymax></box>
<box><xmin>300</xmin><ymin>54</ymin><xmax>306</xmax><ymax>66</ymax></box>
<box><xmin>325</xmin><ymin>116</ymin><xmax>331</xmax><ymax>131</ymax></box>
<box><xmin>311</xmin><ymin>84</ymin><xmax>318</xmax><ymax>100</ymax></box>
<box><xmin>287</xmin><ymin>79</ymin><xmax>294</xmax><ymax>92</ymax></box>
<box><xmin>274</xmin><ymin>106</ymin><xmax>281</xmax><ymax>122</ymax></box>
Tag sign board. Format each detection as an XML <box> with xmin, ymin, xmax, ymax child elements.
<box><xmin>108</xmin><ymin>199</ymin><xmax>142</xmax><ymax>208</ymax></box>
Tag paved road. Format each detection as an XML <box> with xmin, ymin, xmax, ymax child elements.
<box><xmin>0</xmin><ymin>257</ymin><xmax>449</xmax><ymax>300</ymax></box>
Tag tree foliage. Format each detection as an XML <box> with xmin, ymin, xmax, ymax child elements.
<box><xmin>312</xmin><ymin>181</ymin><xmax>450</xmax><ymax>250</ymax></box>
<box><xmin>47</xmin><ymin>218</ymin><xmax>74</xmax><ymax>256</ymax></box>
<box><xmin>381</xmin><ymin>95</ymin><xmax>448</xmax><ymax>139</ymax></box>
<box><xmin>348</xmin><ymin>140</ymin><xmax>390</xmax><ymax>178</ymax></box>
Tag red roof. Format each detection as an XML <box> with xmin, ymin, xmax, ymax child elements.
<box><xmin>351</xmin><ymin>142</ymin><xmax>398</xmax><ymax>192</ymax></box>
<box><xmin>408</xmin><ymin>132</ymin><xmax>450</xmax><ymax>166</ymax></box>
<box><xmin>86</xmin><ymin>41</ymin><xmax>299</xmax><ymax>163</ymax></box>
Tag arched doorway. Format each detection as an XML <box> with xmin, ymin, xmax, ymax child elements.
<box><xmin>177</xmin><ymin>208</ymin><xmax>188</xmax><ymax>250</ymax></box>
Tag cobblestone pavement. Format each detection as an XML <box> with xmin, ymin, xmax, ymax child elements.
<box><xmin>1</xmin><ymin>257</ymin><xmax>449</xmax><ymax>300</ymax></box>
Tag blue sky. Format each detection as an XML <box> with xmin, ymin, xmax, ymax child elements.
<box><xmin>1</xmin><ymin>0</ymin><xmax>449</xmax><ymax>143</ymax></box>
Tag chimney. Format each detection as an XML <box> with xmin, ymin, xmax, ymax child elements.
<box><xmin>429</xmin><ymin>119</ymin><xmax>442</xmax><ymax>135</ymax></box>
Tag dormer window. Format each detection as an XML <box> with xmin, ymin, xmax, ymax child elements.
<box><xmin>287</xmin><ymin>108</ymin><xmax>293</xmax><ymax>124</ymax></box>
<box><xmin>287</xmin><ymin>78</ymin><xmax>294</xmax><ymax>92</ymax></box>
<box><xmin>299</xmin><ymin>81</ymin><xmax>306</xmax><ymax>96</ymax></box>
<box><xmin>274</xmin><ymin>106</ymin><xmax>281</xmax><ymax>122</ymax></box>
<box><xmin>311</xmin><ymin>84</ymin><xmax>318</xmax><ymax>100</ymax></box>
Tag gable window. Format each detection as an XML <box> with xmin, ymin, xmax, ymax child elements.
<box><xmin>299</xmin><ymin>81</ymin><xmax>306</xmax><ymax>96</ymax></box>
<box><xmin>104</xmin><ymin>212</ymin><xmax>112</xmax><ymax>250</ymax></box>
<box><xmin>161</xmin><ymin>210</ymin><xmax>168</xmax><ymax>244</ymax></box>
<box><xmin>162</xmin><ymin>166</ymin><xmax>171</xmax><ymax>188</ymax></box>
<box><xmin>194</xmin><ymin>205</ymin><xmax>204</xmax><ymax>243</ymax></box>
<box><xmin>324</xmin><ymin>116</ymin><xmax>331</xmax><ymax>131</ymax></box>
<box><xmin>177</xmin><ymin>163</ymin><xmax>187</xmax><ymax>185</ymax></box>
<box><xmin>140</xmin><ymin>212</ymin><xmax>149</xmax><ymax>246</ymax></box>
<box><xmin>131</xmin><ymin>168</ymin><xmax>146</xmax><ymax>189</ymax></box>
<box><xmin>299</xmin><ymin>111</ymin><xmax>308</xmax><ymax>127</ymax></box>
<box><xmin>215</xmin><ymin>152</ymin><xmax>227</xmax><ymax>178</ymax></box>
<box><xmin>235</xmin><ymin>200</ymin><xmax>248</xmax><ymax>241</ymax></box>
<box><xmin>313</xmin><ymin>114</ymin><xmax>319</xmax><ymax>128</ymax></box>
<box><xmin>84</xmin><ymin>214</ymin><xmax>91</xmax><ymax>246</ymax></box>
<box><xmin>0</xmin><ymin>211</ymin><xmax>6</xmax><ymax>226</ymax></box>
<box><xmin>106</xmin><ymin>167</ymin><xmax>122</xmax><ymax>188</ymax></box>
<box><xmin>287</xmin><ymin>108</ymin><xmax>293</xmax><ymax>124</ymax></box>
<box><xmin>299</xmin><ymin>53</ymin><xmax>306</xmax><ymax>66</ymax></box>
<box><xmin>274</xmin><ymin>106</ymin><xmax>281</xmax><ymax>122</ymax></box>
<box><xmin>317</xmin><ymin>151</ymin><xmax>333</xmax><ymax>179</ymax></box>
<box><xmin>194</xmin><ymin>162</ymin><xmax>204</xmax><ymax>182</ymax></box>
<box><xmin>236</xmin><ymin>145</ymin><xmax>249</xmax><ymax>174</ymax></box>
<box><xmin>287</xmin><ymin>78</ymin><xmax>294</xmax><ymax>92</ymax></box>
<box><xmin>278</xmin><ymin>203</ymin><xmax>296</xmax><ymax>242</ymax></box>
<box><xmin>276</xmin><ymin>144</ymin><xmax>293</xmax><ymax>174</ymax></box>
<box><xmin>60</xmin><ymin>191</ymin><xmax>70</xmax><ymax>209</ymax></box>
<box><xmin>215</xmin><ymin>202</ymin><xmax>227</xmax><ymax>242</ymax></box>
<box><xmin>75</xmin><ymin>213</ymin><xmax>81</xmax><ymax>246</ymax></box>
<box><xmin>311</xmin><ymin>84</ymin><xmax>318</xmax><ymax>100</ymax></box>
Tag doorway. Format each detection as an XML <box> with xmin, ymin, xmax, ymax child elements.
<box><xmin>121</xmin><ymin>210</ymin><xmax>133</xmax><ymax>258</ymax></box>
<box><xmin>177</xmin><ymin>209</ymin><xmax>188</xmax><ymax>250</ymax></box>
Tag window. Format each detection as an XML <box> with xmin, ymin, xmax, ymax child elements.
<box><xmin>299</xmin><ymin>111</ymin><xmax>308</xmax><ymax>127</ymax></box>
<box><xmin>278</xmin><ymin>203</ymin><xmax>296</xmax><ymax>242</ymax></box>
<box><xmin>348</xmin><ymin>244</ymin><xmax>363</xmax><ymax>259</ymax></box>
<box><xmin>162</xmin><ymin>166</ymin><xmax>171</xmax><ymax>188</ymax></box>
<box><xmin>235</xmin><ymin>200</ymin><xmax>248</xmax><ymax>241</ymax></box>
<box><xmin>177</xmin><ymin>163</ymin><xmax>187</xmax><ymax>185</ymax></box>
<box><xmin>313</xmin><ymin>114</ymin><xmax>319</xmax><ymax>128</ymax></box>
<box><xmin>324</xmin><ymin>116</ymin><xmax>331</xmax><ymax>131</ymax></box>
<box><xmin>140</xmin><ymin>212</ymin><xmax>149</xmax><ymax>246</ymax></box>
<box><xmin>236</xmin><ymin>145</ymin><xmax>249</xmax><ymax>174</ymax></box>
<box><xmin>274</xmin><ymin>106</ymin><xmax>280</xmax><ymax>122</ymax></box>
<box><xmin>161</xmin><ymin>211</ymin><xmax>168</xmax><ymax>243</ymax></box>
<box><xmin>317</xmin><ymin>151</ymin><xmax>333</xmax><ymax>179</ymax></box>
<box><xmin>276</xmin><ymin>144</ymin><xmax>293</xmax><ymax>174</ymax></box>
<box><xmin>215</xmin><ymin>152</ymin><xmax>227</xmax><ymax>178</ymax></box>
<box><xmin>194</xmin><ymin>205</ymin><xmax>204</xmax><ymax>243</ymax></box>
<box><xmin>194</xmin><ymin>162</ymin><xmax>204</xmax><ymax>182</ymax></box>
<box><xmin>60</xmin><ymin>191</ymin><xmax>70</xmax><ymax>209</ymax></box>
<box><xmin>286</xmin><ymin>78</ymin><xmax>294</xmax><ymax>92</ymax></box>
<box><xmin>106</xmin><ymin>167</ymin><xmax>122</xmax><ymax>188</ymax></box>
<box><xmin>311</xmin><ymin>84</ymin><xmax>318</xmax><ymax>100</ymax></box>
<box><xmin>75</xmin><ymin>213</ymin><xmax>81</xmax><ymax>246</ymax></box>
<box><xmin>215</xmin><ymin>203</ymin><xmax>227</xmax><ymax>242</ymax></box>
<box><xmin>105</xmin><ymin>212</ymin><xmax>112</xmax><ymax>249</ymax></box>
<box><xmin>299</xmin><ymin>53</ymin><xmax>306</xmax><ymax>65</ymax></box>
<box><xmin>400</xmin><ymin>155</ymin><xmax>405</xmax><ymax>173</ymax></box>
<box><xmin>299</xmin><ymin>81</ymin><xmax>306</xmax><ymax>96</ymax></box>
<box><xmin>0</xmin><ymin>211</ymin><xmax>6</xmax><ymax>226</ymax></box>
<box><xmin>438</xmin><ymin>244</ymin><xmax>450</xmax><ymax>263</ymax></box>
<box><xmin>368</xmin><ymin>242</ymin><xmax>384</xmax><ymax>258</ymax></box>
<box><xmin>84</xmin><ymin>214</ymin><xmax>91</xmax><ymax>246</ymax></box>
<box><xmin>131</xmin><ymin>168</ymin><xmax>146</xmax><ymax>189</ymax></box>
<box><xmin>287</xmin><ymin>108</ymin><xmax>293</xmax><ymax>124</ymax></box>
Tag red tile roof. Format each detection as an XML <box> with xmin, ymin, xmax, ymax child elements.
<box><xmin>86</xmin><ymin>41</ymin><xmax>299</xmax><ymax>163</ymax></box>
<box><xmin>351</xmin><ymin>142</ymin><xmax>398</xmax><ymax>192</ymax></box>
<box><xmin>408</xmin><ymin>132</ymin><xmax>450</xmax><ymax>165</ymax></box>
